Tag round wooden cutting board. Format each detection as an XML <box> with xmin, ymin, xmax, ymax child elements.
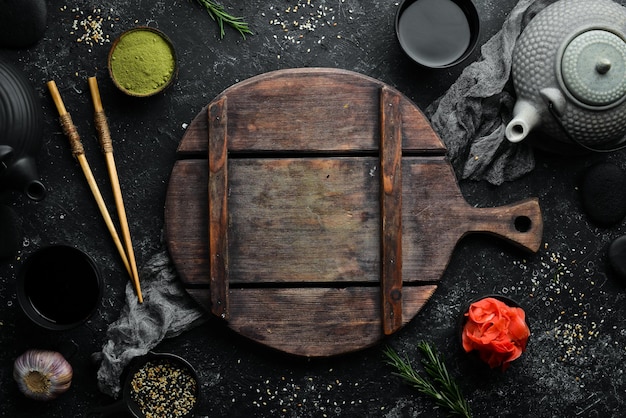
<box><xmin>164</xmin><ymin>68</ymin><xmax>543</xmax><ymax>357</ymax></box>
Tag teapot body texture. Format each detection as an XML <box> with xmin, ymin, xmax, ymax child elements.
<box><xmin>0</xmin><ymin>58</ymin><xmax>46</xmax><ymax>200</ymax></box>
<box><xmin>507</xmin><ymin>0</ymin><xmax>626</xmax><ymax>150</ymax></box>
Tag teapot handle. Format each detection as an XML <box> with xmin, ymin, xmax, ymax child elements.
<box><xmin>548</xmin><ymin>102</ymin><xmax>626</xmax><ymax>153</ymax></box>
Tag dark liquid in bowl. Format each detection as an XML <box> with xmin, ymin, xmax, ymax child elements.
<box><xmin>23</xmin><ymin>247</ymin><xmax>100</xmax><ymax>325</ymax></box>
<box><xmin>398</xmin><ymin>0</ymin><xmax>471</xmax><ymax>67</ymax></box>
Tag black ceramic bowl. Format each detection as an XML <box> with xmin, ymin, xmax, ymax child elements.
<box><xmin>88</xmin><ymin>352</ymin><xmax>200</xmax><ymax>418</ymax></box>
<box><xmin>395</xmin><ymin>0</ymin><xmax>480</xmax><ymax>69</ymax></box>
<box><xmin>17</xmin><ymin>245</ymin><xmax>102</xmax><ymax>330</ymax></box>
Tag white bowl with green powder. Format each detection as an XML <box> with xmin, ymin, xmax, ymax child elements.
<box><xmin>108</xmin><ymin>27</ymin><xmax>177</xmax><ymax>97</ymax></box>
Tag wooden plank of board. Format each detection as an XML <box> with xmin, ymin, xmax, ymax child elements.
<box><xmin>379</xmin><ymin>86</ymin><xmax>403</xmax><ymax>335</ymax></box>
<box><xmin>176</xmin><ymin>68</ymin><xmax>445</xmax><ymax>155</ymax></box>
<box><xmin>166</xmin><ymin>156</ymin><xmax>542</xmax><ymax>291</ymax></box>
<box><xmin>223</xmin><ymin>285</ymin><xmax>437</xmax><ymax>357</ymax></box>
<box><xmin>208</xmin><ymin>97</ymin><xmax>229</xmax><ymax>319</ymax></box>
<box><xmin>227</xmin><ymin>157</ymin><xmax>380</xmax><ymax>284</ymax></box>
<box><xmin>164</xmin><ymin>159</ymin><xmax>208</xmax><ymax>286</ymax></box>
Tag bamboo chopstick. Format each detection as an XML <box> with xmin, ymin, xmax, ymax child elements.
<box><xmin>87</xmin><ymin>77</ymin><xmax>143</xmax><ymax>304</ymax></box>
<box><xmin>47</xmin><ymin>80</ymin><xmax>143</xmax><ymax>303</ymax></box>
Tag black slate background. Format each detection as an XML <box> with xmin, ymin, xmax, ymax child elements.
<box><xmin>2</xmin><ymin>0</ymin><xmax>626</xmax><ymax>417</ymax></box>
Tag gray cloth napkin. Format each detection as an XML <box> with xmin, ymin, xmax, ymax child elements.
<box><xmin>95</xmin><ymin>0</ymin><xmax>557</xmax><ymax>397</ymax></box>
<box><xmin>95</xmin><ymin>249</ymin><xmax>207</xmax><ymax>397</ymax></box>
<box><xmin>426</xmin><ymin>0</ymin><xmax>556</xmax><ymax>185</ymax></box>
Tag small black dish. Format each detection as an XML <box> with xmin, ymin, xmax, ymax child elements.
<box><xmin>16</xmin><ymin>245</ymin><xmax>102</xmax><ymax>330</ymax></box>
<box><xmin>395</xmin><ymin>0</ymin><xmax>480</xmax><ymax>69</ymax></box>
<box><xmin>88</xmin><ymin>352</ymin><xmax>200</xmax><ymax>418</ymax></box>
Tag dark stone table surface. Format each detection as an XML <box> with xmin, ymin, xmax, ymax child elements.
<box><xmin>2</xmin><ymin>0</ymin><xmax>626</xmax><ymax>417</ymax></box>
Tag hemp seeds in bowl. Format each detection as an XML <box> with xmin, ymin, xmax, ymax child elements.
<box><xmin>108</xmin><ymin>27</ymin><xmax>177</xmax><ymax>97</ymax></box>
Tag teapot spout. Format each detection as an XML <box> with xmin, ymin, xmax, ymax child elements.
<box><xmin>505</xmin><ymin>100</ymin><xmax>541</xmax><ymax>143</ymax></box>
<box><xmin>0</xmin><ymin>156</ymin><xmax>46</xmax><ymax>201</ymax></box>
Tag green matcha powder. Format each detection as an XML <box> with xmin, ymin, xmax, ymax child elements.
<box><xmin>110</xmin><ymin>29</ymin><xmax>176</xmax><ymax>96</ymax></box>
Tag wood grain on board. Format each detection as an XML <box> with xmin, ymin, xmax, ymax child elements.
<box><xmin>165</xmin><ymin>68</ymin><xmax>543</xmax><ymax>357</ymax></box>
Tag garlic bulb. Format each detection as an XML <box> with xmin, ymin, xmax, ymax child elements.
<box><xmin>13</xmin><ymin>349</ymin><xmax>73</xmax><ymax>401</ymax></box>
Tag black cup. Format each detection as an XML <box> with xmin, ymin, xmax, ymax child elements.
<box><xmin>17</xmin><ymin>245</ymin><xmax>102</xmax><ymax>330</ymax></box>
<box><xmin>395</xmin><ymin>0</ymin><xmax>480</xmax><ymax>69</ymax></box>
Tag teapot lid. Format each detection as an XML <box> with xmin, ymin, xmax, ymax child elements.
<box><xmin>561</xmin><ymin>29</ymin><xmax>626</xmax><ymax>107</ymax></box>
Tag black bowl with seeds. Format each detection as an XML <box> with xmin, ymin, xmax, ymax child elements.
<box><xmin>88</xmin><ymin>352</ymin><xmax>200</xmax><ymax>418</ymax></box>
<box><xmin>87</xmin><ymin>352</ymin><xmax>200</xmax><ymax>418</ymax></box>
<box><xmin>125</xmin><ymin>353</ymin><xmax>199</xmax><ymax>418</ymax></box>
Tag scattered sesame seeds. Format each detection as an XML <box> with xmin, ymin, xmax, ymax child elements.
<box><xmin>61</xmin><ymin>6</ymin><xmax>118</xmax><ymax>49</ymax></box>
<box><xmin>267</xmin><ymin>0</ymin><xmax>351</xmax><ymax>53</ymax></box>
<box><xmin>513</xmin><ymin>241</ymin><xmax>609</xmax><ymax>367</ymax></box>
<box><xmin>242</xmin><ymin>373</ymin><xmax>365</xmax><ymax>415</ymax></box>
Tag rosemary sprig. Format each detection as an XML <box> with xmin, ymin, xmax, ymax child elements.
<box><xmin>384</xmin><ymin>342</ymin><xmax>472</xmax><ymax>418</ymax></box>
<box><xmin>195</xmin><ymin>0</ymin><xmax>253</xmax><ymax>39</ymax></box>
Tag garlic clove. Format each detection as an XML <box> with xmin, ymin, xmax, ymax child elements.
<box><xmin>13</xmin><ymin>349</ymin><xmax>73</xmax><ymax>401</ymax></box>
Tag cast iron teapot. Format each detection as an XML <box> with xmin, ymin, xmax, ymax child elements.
<box><xmin>0</xmin><ymin>57</ymin><xmax>46</xmax><ymax>200</ymax></box>
<box><xmin>505</xmin><ymin>0</ymin><xmax>626</xmax><ymax>152</ymax></box>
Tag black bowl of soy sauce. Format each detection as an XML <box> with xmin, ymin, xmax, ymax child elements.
<box><xmin>17</xmin><ymin>245</ymin><xmax>102</xmax><ymax>330</ymax></box>
<box><xmin>395</xmin><ymin>0</ymin><xmax>480</xmax><ymax>69</ymax></box>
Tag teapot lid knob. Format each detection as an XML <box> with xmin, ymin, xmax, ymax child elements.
<box><xmin>595</xmin><ymin>58</ymin><xmax>612</xmax><ymax>75</ymax></box>
<box><xmin>561</xmin><ymin>29</ymin><xmax>626</xmax><ymax>107</ymax></box>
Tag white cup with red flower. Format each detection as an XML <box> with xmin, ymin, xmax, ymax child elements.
<box><xmin>460</xmin><ymin>295</ymin><xmax>530</xmax><ymax>370</ymax></box>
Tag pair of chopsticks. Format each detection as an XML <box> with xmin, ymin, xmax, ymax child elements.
<box><xmin>47</xmin><ymin>78</ymin><xmax>143</xmax><ymax>304</ymax></box>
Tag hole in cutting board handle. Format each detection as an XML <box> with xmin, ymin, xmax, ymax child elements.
<box><xmin>514</xmin><ymin>216</ymin><xmax>532</xmax><ymax>233</ymax></box>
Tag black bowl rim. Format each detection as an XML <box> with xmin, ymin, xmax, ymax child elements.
<box><xmin>122</xmin><ymin>352</ymin><xmax>200</xmax><ymax>418</ymax></box>
<box><xmin>394</xmin><ymin>0</ymin><xmax>481</xmax><ymax>69</ymax></box>
<box><xmin>16</xmin><ymin>244</ymin><xmax>102</xmax><ymax>331</ymax></box>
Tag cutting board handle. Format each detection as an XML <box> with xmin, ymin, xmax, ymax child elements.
<box><xmin>465</xmin><ymin>197</ymin><xmax>543</xmax><ymax>253</ymax></box>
